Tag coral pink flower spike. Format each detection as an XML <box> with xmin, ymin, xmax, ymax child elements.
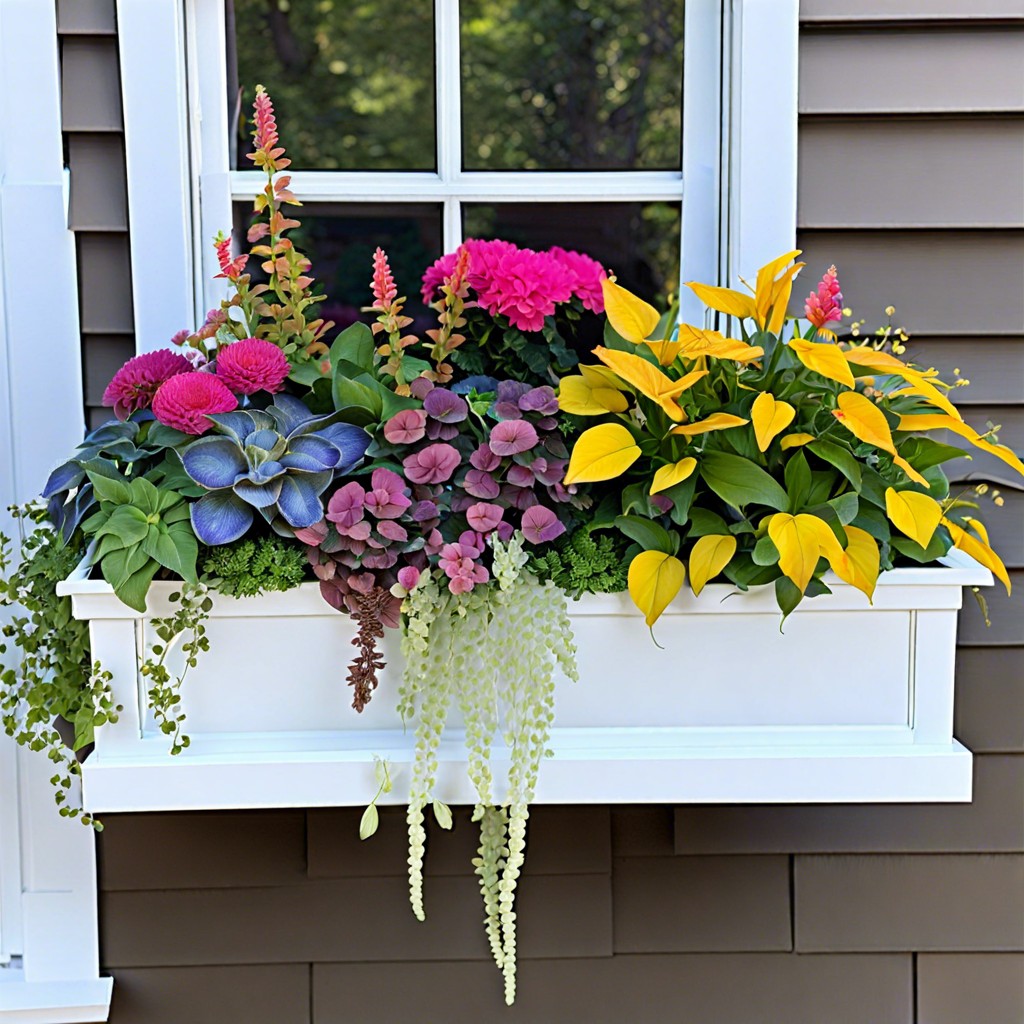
<box><xmin>370</xmin><ymin>247</ymin><xmax>398</xmax><ymax>309</ymax></box>
<box><xmin>151</xmin><ymin>372</ymin><xmax>238</xmax><ymax>435</ymax></box>
<box><xmin>805</xmin><ymin>265</ymin><xmax>843</xmax><ymax>330</ymax></box>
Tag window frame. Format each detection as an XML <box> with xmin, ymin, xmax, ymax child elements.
<box><xmin>120</xmin><ymin>0</ymin><xmax>798</xmax><ymax>353</ymax></box>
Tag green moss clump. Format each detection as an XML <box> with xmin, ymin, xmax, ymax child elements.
<box><xmin>201</xmin><ymin>536</ymin><xmax>308</xmax><ymax>598</ymax></box>
<box><xmin>527</xmin><ymin>529</ymin><xmax>630</xmax><ymax>598</ymax></box>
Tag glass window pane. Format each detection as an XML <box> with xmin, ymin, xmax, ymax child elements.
<box><xmin>462</xmin><ymin>202</ymin><xmax>681</xmax><ymax>309</ymax></box>
<box><xmin>229</xmin><ymin>0</ymin><xmax>436</xmax><ymax>171</ymax></box>
<box><xmin>233</xmin><ymin>202</ymin><xmax>443</xmax><ymax>335</ymax></box>
<box><xmin>461</xmin><ymin>0</ymin><xmax>683</xmax><ymax>171</ymax></box>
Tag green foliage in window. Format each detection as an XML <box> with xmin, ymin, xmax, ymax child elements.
<box><xmin>200</xmin><ymin>535</ymin><xmax>309</xmax><ymax>598</ymax></box>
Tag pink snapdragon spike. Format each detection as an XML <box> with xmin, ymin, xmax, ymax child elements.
<box><xmin>151</xmin><ymin>372</ymin><xmax>238</xmax><ymax>435</ymax></box>
<box><xmin>520</xmin><ymin>505</ymin><xmax>566</xmax><ymax>544</ymax></box>
<box><xmin>370</xmin><ymin>247</ymin><xmax>398</xmax><ymax>310</ymax></box>
<box><xmin>102</xmin><ymin>349</ymin><xmax>193</xmax><ymax>419</ymax></box>
<box><xmin>213</xmin><ymin>233</ymin><xmax>249</xmax><ymax>281</ymax></box>
<box><xmin>252</xmin><ymin>85</ymin><xmax>279</xmax><ymax>152</ymax></box>
<box><xmin>805</xmin><ymin>265</ymin><xmax>844</xmax><ymax>331</ymax></box>
<box><xmin>215</xmin><ymin>338</ymin><xmax>290</xmax><ymax>395</ymax></box>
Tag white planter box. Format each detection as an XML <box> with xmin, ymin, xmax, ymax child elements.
<box><xmin>58</xmin><ymin>554</ymin><xmax>991</xmax><ymax>812</ymax></box>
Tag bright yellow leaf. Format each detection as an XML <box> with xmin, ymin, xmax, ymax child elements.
<box><xmin>801</xmin><ymin>516</ymin><xmax>850</xmax><ymax>580</ymax></box>
<box><xmin>833</xmin><ymin>525</ymin><xmax>880</xmax><ymax>601</ymax></box>
<box><xmin>563</xmin><ymin>423</ymin><xmax>641</xmax><ymax>485</ymax></box>
<box><xmin>676</xmin><ymin>324</ymin><xmax>764</xmax><ymax>363</ymax></box>
<box><xmin>643</xmin><ymin>338</ymin><xmax>686</xmax><ymax>365</ymax></box>
<box><xmin>594</xmin><ymin>346</ymin><xmax>706</xmax><ymax>422</ymax></box>
<box><xmin>670</xmin><ymin>413</ymin><xmax>749</xmax><ymax>439</ymax></box>
<box><xmin>885</xmin><ymin>488</ymin><xmax>943</xmax><ymax>549</ymax></box>
<box><xmin>685</xmin><ymin>281</ymin><xmax>757</xmax><ymax>321</ymax></box>
<box><xmin>651</xmin><ymin>457</ymin><xmax>697</xmax><ymax>495</ymax></box>
<box><xmin>832</xmin><ymin>391</ymin><xmax>896</xmax><ymax>452</ymax></box>
<box><xmin>688</xmin><ymin>534</ymin><xmax>737</xmax><ymax>596</ymax></box>
<box><xmin>943</xmin><ymin>517</ymin><xmax>1011</xmax><ymax>594</ymax></box>
<box><xmin>601</xmin><ymin>277</ymin><xmax>661</xmax><ymax>343</ymax></box>
<box><xmin>789</xmin><ymin>337</ymin><xmax>856</xmax><ymax>388</ymax></box>
<box><xmin>768</xmin><ymin>513</ymin><xmax>830</xmax><ymax>593</ymax></box>
<box><xmin>558</xmin><ymin>373</ymin><xmax>629</xmax><ymax>416</ymax></box>
<box><xmin>780</xmin><ymin>433</ymin><xmax>815</xmax><ymax>450</ymax></box>
<box><xmin>843</xmin><ymin>346</ymin><xmax>961</xmax><ymax>419</ymax></box>
<box><xmin>898</xmin><ymin>413</ymin><xmax>1024</xmax><ymax>479</ymax></box>
<box><xmin>628</xmin><ymin>550</ymin><xmax>686</xmax><ymax>627</ymax></box>
<box><xmin>755</xmin><ymin>252</ymin><xmax>805</xmax><ymax>333</ymax></box>
<box><xmin>751</xmin><ymin>392</ymin><xmax>796</xmax><ymax>452</ymax></box>
<box><xmin>579</xmin><ymin>363</ymin><xmax>630</xmax><ymax>391</ymax></box>
<box><xmin>963</xmin><ymin>516</ymin><xmax>990</xmax><ymax>545</ymax></box>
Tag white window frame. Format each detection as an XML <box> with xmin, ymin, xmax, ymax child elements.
<box><xmin>0</xmin><ymin>1</ymin><xmax>113</xmax><ymax>1019</ymax></box>
<box><xmin>118</xmin><ymin>0</ymin><xmax>798</xmax><ymax>352</ymax></box>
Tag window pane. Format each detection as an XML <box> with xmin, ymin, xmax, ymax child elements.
<box><xmin>233</xmin><ymin>202</ymin><xmax>443</xmax><ymax>334</ymax></box>
<box><xmin>230</xmin><ymin>0</ymin><xmax>435</xmax><ymax>171</ymax></box>
<box><xmin>461</xmin><ymin>0</ymin><xmax>683</xmax><ymax>171</ymax></box>
<box><xmin>462</xmin><ymin>202</ymin><xmax>681</xmax><ymax>308</ymax></box>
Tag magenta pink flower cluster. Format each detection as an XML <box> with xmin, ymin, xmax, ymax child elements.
<box><xmin>805</xmin><ymin>265</ymin><xmax>844</xmax><ymax>330</ymax></box>
<box><xmin>102</xmin><ymin>336</ymin><xmax>292</xmax><ymax>434</ymax></box>
<box><xmin>422</xmin><ymin>238</ymin><xmax>607</xmax><ymax>332</ymax></box>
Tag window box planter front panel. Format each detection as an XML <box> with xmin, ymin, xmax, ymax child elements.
<box><xmin>58</xmin><ymin>556</ymin><xmax>990</xmax><ymax>812</ymax></box>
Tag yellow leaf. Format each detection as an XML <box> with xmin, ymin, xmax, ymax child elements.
<box><xmin>628</xmin><ymin>550</ymin><xmax>686</xmax><ymax>627</ymax></box>
<box><xmin>579</xmin><ymin>363</ymin><xmax>630</xmax><ymax>391</ymax></box>
<box><xmin>833</xmin><ymin>525</ymin><xmax>880</xmax><ymax>601</ymax></box>
<box><xmin>943</xmin><ymin>517</ymin><xmax>1011</xmax><ymax>594</ymax></box>
<box><xmin>751</xmin><ymin>392</ymin><xmax>796</xmax><ymax>452</ymax></box>
<box><xmin>891</xmin><ymin>454</ymin><xmax>929</xmax><ymax>488</ymax></box>
<box><xmin>754</xmin><ymin>252</ymin><xmax>805</xmax><ymax>333</ymax></box>
<box><xmin>651</xmin><ymin>457</ymin><xmax>697</xmax><ymax>495</ymax></box>
<box><xmin>800</xmin><ymin>515</ymin><xmax>850</xmax><ymax>580</ymax></box>
<box><xmin>780</xmin><ymin>433</ymin><xmax>815</xmax><ymax>450</ymax></box>
<box><xmin>594</xmin><ymin>346</ymin><xmax>706</xmax><ymax>422</ymax></box>
<box><xmin>832</xmin><ymin>391</ymin><xmax>896</xmax><ymax>452</ymax></box>
<box><xmin>643</xmin><ymin>338</ymin><xmax>685</xmax><ymax>366</ymax></box>
<box><xmin>564</xmin><ymin>423</ymin><xmax>641</xmax><ymax>485</ymax></box>
<box><xmin>768</xmin><ymin>513</ymin><xmax>829</xmax><ymax>594</ymax></box>
<box><xmin>558</xmin><ymin>374</ymin><xmax>629</xmax><ymax>416</ymax></box>
<box><xmin>601</xmin><ymin>277</ymin><xmax>661</xmax><ymax>343</ymax></box>
<box><xmin>898</xmin><ymin>413</ymin><xmax>1024</xmax><ymax>479</ymax></box>
<box><xmin>676</xmin><ymin>324</ymin><xmax>764</xmax><ymax>363</ymax></box>
<box><xmin>843</xmin><ymin>346</ymin><xmax>961</xmax><ymax>419</ymax></box>
<box><xmin>789</xmin><ymin>337</ymin><xmax>856</xmax><ymax>388</ymax></box>
<box><xmin>963</xmin><ymin>516</ymin><xmax>990</xmax><ymax>545</ymax></box>
<box><xmin>670</xmin><ymin>413</ymin><xmax>749</xmax><ymax>439</ymax></box>
<box><xmin>885</xmin><ymin>488</ymin><xmax>943</xmax><ymax>549</ymax></box>
<box><xmin>688</xmin><ymin>534</ymin><xmax>737</xmax><ymax>596</ymax></box>
<box><xmin>685</xmin><ymin>281</ymin><xmax>757</xmax><ymax>322</ymax></box>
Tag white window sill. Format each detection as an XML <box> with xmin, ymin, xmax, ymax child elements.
<box><xmin>0</xmin><ymin>973</ymin><xmax>112</xmax><ymax>1024</ymax></box>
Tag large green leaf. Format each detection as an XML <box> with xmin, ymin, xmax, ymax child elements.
<box><xmin>330</xmin><ymin>321</ymin><xmax>375</xmax><ymax>372</ymax></box>
<box><xmin>784</xmin><ymin>452</ymin><xmax>811</xmax><ymax>512</ymax></box>
<box><xmin>614</xmin><ymin>515</ymin><xmax>677</xmax><ymax>555</ymax></box>
<box><xmin>700</xmin><ymin>451</ymin><xmax>789</xmax><ymax>511</ymax></box>
<box><xmin>808</xmin><ymin>439</ymin><xmax>862</xmax><ymax>489</ymax></box>
<box><xmin>86</xmin><ymin>470</ymin><xmax>132</xmax><ymax>506</ymax></box>
<box><xmin>687</xmin><ymin>508</ymin><xmax>730</xmax><ymax>538</ymax></box>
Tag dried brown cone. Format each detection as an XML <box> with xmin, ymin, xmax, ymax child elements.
<box><xmin>347</xmin><ymin>586</ymin><xmax>391</xmax><ymax>712</ymax></box>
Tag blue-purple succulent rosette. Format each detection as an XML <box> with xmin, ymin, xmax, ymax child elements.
<box><xmin>179</xmin><ymin>394</ymin><xmax>369</xmax><ymax>544</ymax></box>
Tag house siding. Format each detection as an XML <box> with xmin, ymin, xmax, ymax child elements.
<box><xmin>58</xmin><ymin>2</ymin><xmax>1024</xmax><ymax>1020</ymax></box>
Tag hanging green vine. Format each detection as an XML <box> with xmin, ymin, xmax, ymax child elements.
<box><xmin>397</xmin><ymin>533</ymin><xmax>578</xmax><ymax>1004</ymax></box>
<box><xmin>0</xmin><ymin>505</ymin><xmax>118</xmax><ymax>828</ymax></box>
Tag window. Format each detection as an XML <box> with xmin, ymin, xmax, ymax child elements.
<box><xmin>123</xmin><ymin>0</ymin><xmax>797</xmax><ymax>351</ymax></box>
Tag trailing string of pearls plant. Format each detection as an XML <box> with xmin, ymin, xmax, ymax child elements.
<box><xmin>397</xmin><ymin>534</ymin><xmax>578</xmax><ymax>1004</ymax></box>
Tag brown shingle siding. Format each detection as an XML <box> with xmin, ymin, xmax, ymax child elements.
<box><xmin>955</xmin><ymin>648</ymin><xmax>1024</xmax><ymax>751</ymax></box>
<box><xmin>917</xmin><ymin>953</ymin><xmax>1024</xmax><ymax>1024</ymax></box>
<box><xmin>902</xmin><ymin>338</ymin><xmax>1024</xmax><ymax>408</ymax></box>
<box><xmin>60</xmin><ymin>37</ymin><xmax>124</xmax><ymax>131</ymax></box>
<box><xmin>612</xmin><ymin>856</ymin><xmax>791</xmax><ymax>952</ymax></box>
<box><xmin>799</xmin><ymin>28</ymin><xmax>1024</xmax><ymax>114</ymax></box>
<box><xmin>794</xmin><ymin>854</ymin><xmax>1024</xmax><ymax>951</ymax></box>
<box><xmin>314</xmin><ymin>953</ymin><xmax>914</xmax><ymax>1024</ymax></box>
<box><xmin>76</xmin><ymin>234</ymin><xmax>134</xmax><ymax>333</ymax></box>
<box><xmin>800</xmin><ymin>0</ymin><xmax>1024</xmax><ymax>24</ymax></box>
<box><xmin>958</xmin><ymin>576</ymin><xmax>1024</xmax><ymax>645</ymax></box>
<box><xmin>57</xmin><ymin>0</ymin><xmax>116</xmax><ymax>35</ymax></box>
<box><xmin>68</xmin><ymin>134</ymin><xmax>128</xmax><ymax>231</ymax></box>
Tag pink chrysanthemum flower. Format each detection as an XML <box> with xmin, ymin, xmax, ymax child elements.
<box><xmin>102</xmin><ymin>349</ymin><xmax>193</xmax><ymax>419</ymax></box>
<box><xmin>480</xmin><ymin>246</ymin><xmax>575</xmax><ymax>332</ymax></box>
<box><xmin>215</xmin><ymin>337</ymin><xmax>290</xmax><ymax>395</ymax></box>
<box><xmin>370</xmin><ymin>247</ymin><xmax>398</xmax><ymax>310</ymax></box>
<box><xmin>549</xmin><ymin>246</ymin><xmax>607</xmax><ymax>313</ymax></box>
<box><xmin>421</xmin><ymin>251</ymin><xmax>458</xmax><ymax>305</ymax></box>
<box><xmin>805</xmin><ymin>265</ymin><xmax>843</xmax><ymax>331</ymax></box>
<box><xmin>151</xmin><ymin>372</ymin><xmax>238</xmax><ymax>435</ymax></box>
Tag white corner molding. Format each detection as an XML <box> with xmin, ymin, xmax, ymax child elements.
<box><xmin>117</xmin><ymin>0</ymin><xmax>198</xmax><ymax>351</ymax></box>
<box><xmin>0</xmin><ymin>1</ymin><xmax>111</xmax><ymax>1019</ymax></box>
<box><xmin>726</xmin><ymin>0</ymin><xmax>800</xmax><ymax>286</ymax></box>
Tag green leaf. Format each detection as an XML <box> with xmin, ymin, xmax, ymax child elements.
<box><xmin>784</xmin><ymin>452</ymin><xmax>812</xmax><ymax>512</ymax></box>
<box><xmin>895</xmin><ymin>436</ymin><xmax>965</xmax><ymax>472</ymax></box>
<box><xmin>128</xmin><ymin>476</ymin><xmax>162</xmax><ymax>514</ymax></box>
<box><xmin>398</xmin><ymin>355</ymin><xmax>433</xmax><ymax>383</ymax></box>
<box><xmin>86</xmin><ymin>470</ymin><xmax>132</xmax><ymax>506</ymax></box>
<box><xmin>891</xmin><ymin>532</ymin><xmax>951</xmax><ymax>563</ymax></box>
<box><xmin>145</xmin><ymin>423</ymin><xmax>193</xmax><ymax>449</ymax></box>
<box><xmin>379</xmin><ymin>386</ymin><xmax>421</xmax><ymax>420</ymax></box>
<box><xmin>700</xmin><ymin>451</ymin><xmax>789</xmax><ymax>511</ymax></box>
<box><xmin>808</xmin><ymin>439</ymin><xmax>862</xmax><ymax>489</ymax></box>
<box><xmin>432</xmin><ymin>799</ymin><xmax>453</xmax><ymax>830</ymax></box>
<box><xmin>851</xmin><ymin>506</ymin><xmax>891</xmax><ymax>543</ymax></box>
<box><xmin>330</xmin><ymin>321</ymin><xmax>375</xmax><ymax>372</ymax></box>
<box><xmin>621</xmin><ymin>482</ymin><xmax>661</xmax><ymax>518</ymax></box>
<box><xmin>359</xmin><ymin>803</ymin><xmax>379</xmax><ymax>840</ymax></box>
<box><xmin>752</xmin><ymin>534</ymin><xmax>781</xmax><ymax>566</ymax></box>
<box><xmin>333</xmin><ymin>374</ymin><xmax>383</xmax><ymax>418</ymax></box>
<box><xmin>614</xmin><ymin>515</ymin><xmax>676</xmax><ymax>555</ymax></box>
<box><xmin>827</xmin><ymin>491</ymin><xmax>859</xmax><ymax>525</ymax></box>
<box><xmin>687</xmin><ymin>508</ymin><xmax>731</xmax><ymax>538</ymax></box>
<box><xmin>664</xmin><ymin>473</ymin><xmax>698</xmax><ymax>527</ymax></box>
<box><xmin>114</xmin><ymin>561</ymin><xmax>160</xmax><ymax>613</ymax></box>
<box><xmin>723</xmin><ymin>553</ymin><xmax>779</xmax><ymax>590</ymax></box>
<box><xmin>775</xmin><ymin>575</ymin><xmax>803</xmax><ymax>622</ymax></box>
<box><xmin>289</xmin><ymin>361</ymin><xmax>328</xmax><ymax>387</ymax></box>
<box><xmin>96</xmin><ymin>507</ymin><xmax>149</xmax><ymax>546</ymax></box>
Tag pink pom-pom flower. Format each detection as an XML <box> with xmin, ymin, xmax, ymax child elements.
<box><xmin>102</xmin><ymin>349</ymin><xmax>193</xmax><ymax>419</ymax></box>
<box><xmin>549</xmin><ymin>246</ymin><xmax>607</xmax><ymax>313</ymax></box>
<box><xmin>805</xmin><ymin>265</ymin><xmax>844</xmax><ymax>331</ymax></box>
<box><xmin>151</xmin><ymin>372</ymin><xmax>238</xmax><ymax>435</ymax></box>
<box><xmin>215</xmin><ymin>337</ymin><xmax>290</xmax><ymax>395</ymax></box>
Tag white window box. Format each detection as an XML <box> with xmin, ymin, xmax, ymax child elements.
<box><xmin>57</xmin><ymin>553</ymin><xmax>990</xmax><ymax>813</ymax></box>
